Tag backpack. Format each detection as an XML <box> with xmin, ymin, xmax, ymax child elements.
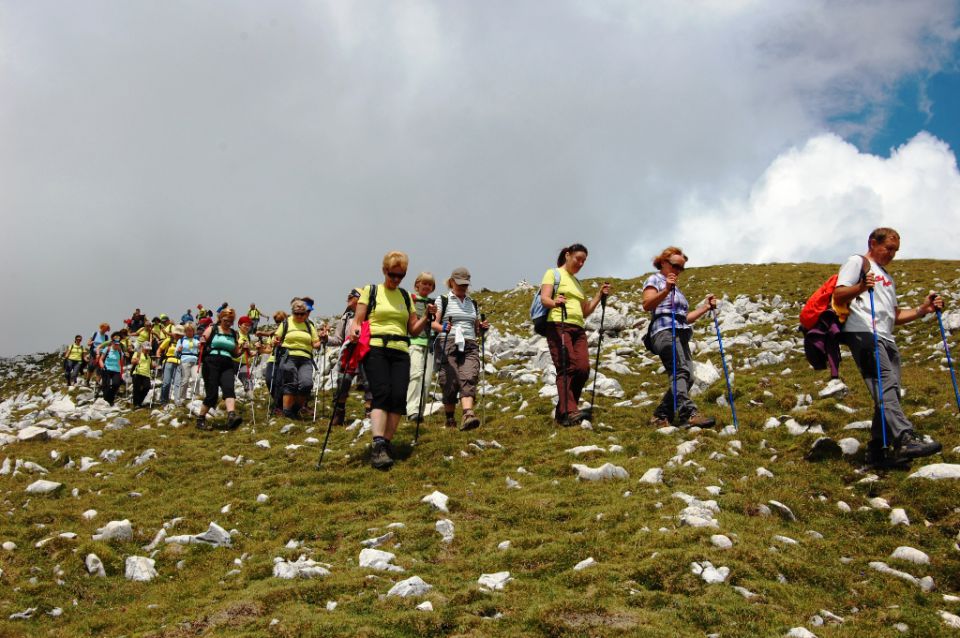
<box><xmin>359</xmin><ymin>284</ymin><xmax>413</xmax><ymax>355</ymax></box>
<box><xmin>799</xmin><ymin>256</ymin><xmax>868</xmax><ymax>331</ymax></box>
<box><xmin>439</xmin><ymin>293</ymin><xmax>478</xmax><ymax>324</ymax></box>
<box><xmin>530</xmin><ymin>269</ymin><xmax>561</xmax><ymax>336</ymax></box>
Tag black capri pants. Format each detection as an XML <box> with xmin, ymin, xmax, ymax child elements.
<box><xmin>202</xmin><ymin>354</ymin><xmax>236</xmax><ymax>408</ymax></box>
<box><xmin>281</xmin><ymin>355</ymin><xmax>314</xmax><ymax>397</ymax></box>
<box><xmin>362</xmin><ymin>346</ymin><xmax>410</xmax><ymax>414</ymax></box>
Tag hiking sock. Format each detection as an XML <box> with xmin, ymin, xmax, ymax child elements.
<box><xmin>373</xmin><ymin>436</ymin><xmax>386</xmax><ymax>446</ymax></box>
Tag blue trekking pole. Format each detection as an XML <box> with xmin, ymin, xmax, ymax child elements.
<box><xmin>868</xmin><ymin>289</ymin><xmax>889</xmax><ymax>448</ymax></box>
<box><xmin>711</xmin><ymin>308</ymin><xmax>738</xmax><ymax>429</ymax></box>
<box><xmin>935</xmin><ymin>307</ymin><xmax>960</xmax><ymax>412</ymax></box>
<box><xmin>670</xmin><ymin>288</ymin><xmax>678</xmax><ymax>424</ymax></box>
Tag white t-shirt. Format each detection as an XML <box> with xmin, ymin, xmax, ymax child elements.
<box><xmin>838</xmin><ymin>254</ymin><xmax>897</xmax><ymax>342</ymax></box>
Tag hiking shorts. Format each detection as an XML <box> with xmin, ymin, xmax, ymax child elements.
<box><xmin>281</xmin><ymin>355</ymin><xmax>314</xmax><ymax>397</ymax></box>
<box><xmin>202</xmin><ymin>354</ymin><xmax>236</xmax><ymax>407</ymax></box>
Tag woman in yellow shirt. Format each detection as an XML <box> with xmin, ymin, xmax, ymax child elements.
<box><xmin>350</xmin><ymin>251</ymin><xmax>435</xmax><ymax>469</ymax></box>
<box><xmin>273</xmin><ymin>300</ymin><xmax>322</xmax><ymax>419</ymax></box>
<box><xmin>63</xmin><ymin>335</ymin><xmax>85</xmax><ymax>386</ymax></box>
<box><xmin>539</xmin><ymin>243</ymin><xmax>611</xmax><ymax>426</ymax></box>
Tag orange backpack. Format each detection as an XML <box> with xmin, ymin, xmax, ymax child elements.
<box><xmin>799</xmin><ymin>256</ymin><xmax>868</xmax><ymax>330</ymax></box>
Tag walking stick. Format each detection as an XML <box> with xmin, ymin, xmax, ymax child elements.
<box><xmin>712</xmin><ymin>308</ymin><xmax>738</xmax><ymax>429</ymax></box>
<box><xmin>869</xmin><ymin>288</ymin><xmax>889</xmax><ymax>448</ymax></box>
<box><xmin>434</xmin><ymin>325</ymin><xmax>452</xmax><ymax>425</ymax></box>
<box><xmin>559</xmin><ymin>305</ymin><xmax>569</xmax><ymax>421</ymax></box>
<box><xmin>414</xmin><ymin>315</ymin><xmax>434</xmax><ymax>444</ymax></box>
<box><xmin>935</xmin><ymin>307</ymin><xmax>960</xmax><ymax>412</ymax></box>
<box><xmin>319</xmin><ymin>342</ymin><xmax>327</xmax><ymax>419</ymax></box>
<box><xmin>312</xmin><ymin>349</ymin><xmax>322</xmax><ymax>422</ymax></box>
<box><xmin>245</xmin><ymin>351</ymin><xmax>256</xmax><ymax>427</ymax></box>
<box><xmin>479</xmin><ymin>311</ymin><xmax>486</xmax><ymax>428</ymax></box>
<box><xmin>193</xmin><ymin>343</ymin><xmax>205</xmax><ymax>398</ymax></box>
<box><xmin>148</xmin><ymin>355</ymin><xmax>160</xmax><ymax>409</ymax></box>
<box><xmin>317</xmin><ymin>343</ymin><xmax>356</xmax><ymax>469</ymax></box>
<box><xmin>670</xmin><ymin>288</ymin><xmax>678</xmax><ymax>425</ymax></box>
<box><xmin>589</xmin><ymin>293</ymin><xmax>608</xmax><ymax>414</ymax></box>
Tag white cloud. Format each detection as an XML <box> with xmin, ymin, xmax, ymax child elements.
<box><xmin>673</xmin><ymin>132</ymin><xmax>960</xmax><ymax>266</ymax></box>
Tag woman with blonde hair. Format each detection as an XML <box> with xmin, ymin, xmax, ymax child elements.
<box><xmin>642</xmin><ymin>247</ymin><xmax>716</xmax><ymax>428</ymax></box>
<box><xmin>351</xmin><ymin>251</ymin><xmax>435</xmax><ymax>469</ymax></box>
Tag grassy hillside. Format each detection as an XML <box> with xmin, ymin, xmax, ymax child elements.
<box><xmin>0</xmin><ymin>260</ymin><xmax>959</xmax><ymax>637</ymax></box>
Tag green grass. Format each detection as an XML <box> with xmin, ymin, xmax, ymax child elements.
<box><xmin>0</xmin><ymin>260</ymin><xmax>959</xmax><ymax>637</ymax></box>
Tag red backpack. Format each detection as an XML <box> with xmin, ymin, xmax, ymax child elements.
<box><xmin>799</xmin><ymin>256</ymin><xmax>868</xmax><ymax>330</ymax></box>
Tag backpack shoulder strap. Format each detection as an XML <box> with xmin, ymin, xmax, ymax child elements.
<box><xmin>400</xmin><ymin>288</ymin><xmax>411</xmax><ymax>313</ymax></box>
<box><xmin>552</xmin><ymin>268</ymin><xmax>561</xmax><ymax>298</ymax></box>
<box><xmin>859</xmin><ymin>255</ymin><xmax>870</xmax><ymax>281</ymax></box>
<box><xmin>440</xmin><ymin>294</ymin><xmax>449</xmax><ymax>322</ymax></box>
<box><xmin>367</xmin><ymin>284</ymin><xmax>378</xmax><ymax>316</ymax></box>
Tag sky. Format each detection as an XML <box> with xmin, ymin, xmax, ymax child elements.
<box><xmin>1</xmin><ymin>0</ymin><xmax>959</xmax><ymax>356</ymax></box>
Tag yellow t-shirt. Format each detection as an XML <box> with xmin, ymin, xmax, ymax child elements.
<box><xmin>65</xmin><ymin>344</ymin><xmax>85</xmax><ymax>362</ymax></box>
<box><xmin>134</xmin><ymin>352</ymin><xmax>152</xmax><ymax>377</ymax></box>
<box><xmin>542</xmin><ymin>267</ymin><xmax>586</xmax><ymax>328</ymax></box>
<box><xmin>158</xmin><ymin>338</ymin><xmax>180</xmax><ymax>365</ymax></box>
<box><xmin>280</xmin><ymin>319</ymin><xmax>316</xmax><ymax>358</ymax></box>
<box><xmin>359</xmin><ymin>285</ymin><xmax>413</xmax><ymax>352</ymax></box>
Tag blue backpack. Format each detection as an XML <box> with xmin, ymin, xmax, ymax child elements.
<box><xmin>529</xmin><ymin>268</ymin><xmax>561</xmax><ymax>336</ymax></box>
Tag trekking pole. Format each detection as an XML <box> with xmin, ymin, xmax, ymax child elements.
<box><xmin>589</xmin><ymin>293</ymin><xmax>608</xmax><ymax>414</ymax></box>
<box><xmin>935</xmin><ymin>306</ymin><xmax>960</xmax><ymax>412</ymax></box>
<box><xmin>193</xmin><ymin>343</ymin><xmax>205</xmax><ymax>399</ymax></box>
<box><xmin>479</xmin><ymin>311</ymin><xmax>487</xmax><ymax>428</ymax></box>
<box><xmin>318</xmin><ymin>343</ymin><xmax>356</xmax><ymax>469</ymax></box>
<box><xmin>414</xmin><ymin>314</ymin><xmax>434</xmax><ymax>444</ymax></box>
<box><xmin>869</xmin><ymin>288</ymin><xmax>889</xmax><ymax>448</ymax></box>
<box><xmin>433</xmin><ymin>325</ymin><xmax>452</xmax><ymax>425</ymax></box>
<box><xmin>312</xmin><ymin>349</ymin><xmax>322</xmax><ymax>422</ymax></box>
<box><xmin>147</xmin><ymin>356</ymin><xmax>159</xmax><ymax>409</ymax></box>
<box><xmin>319</xmin><ymin>342</ymin><xmax>327</xmax><ymax>419</ymax></box>
<box><xmin>712</xmin><ymin>308</ymin><xmax>738</xmax><ymax>430</ymax></box>
<box><xmin>559</xmin><ymin>305</ymin><xmax>569</xmax><ymax>420</ymax></box>
<box><xmin>245</xmin><ymin>351</ymin><xmax>256</xmax><ymax>427</ymax></box>
<box><xmin>670</xmin><ymin>288</ymin><xmax>678</xmax><ymax>425</ymax></box>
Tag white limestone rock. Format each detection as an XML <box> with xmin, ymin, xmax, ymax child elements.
<box><xmin>85</xmin><ymin>553</ymin><xmax>106</xmax><ymax>577</ymax></box>
<box><xmin>421</xmin><ymin>491</ymin><xmax>450</xmax><ymax>513</ymax></box>
<box><xmin>690</xmin><ymin>560</ymin><xmax>729</xmax><ymax>584</ymax></box>
<box><xmin>272</xmin><ymin>556</ymin><xmax>330</xmax><ymax>579</ymax></box>
<box><xmin>768</xmin><ymin>500</ymin><xmax>796</xmax><ymax>522</ymax></box>
<box><xmin>573</xmin><ymin>557</ymin><xmax>596</xmax><ymax>571</ymax></box>
<box><xmin>940</xmin><ymin>611</ymin><xmax>960</xmax><ymax>629</ymax></box>
<box><xmin>785</xmin><ymin>629</ymin><xmax>818</xmax><ymax>638</ymax></box>
<box><xmin>387</xmin><ymin>575</ymin><xmax>432</xmax><ymax>597</ymax></box>
<box><xmin>17</xmin><ymin>426</ymin><xmax>49</xmax><ymax>442</ymax></box>
<box><xmin>359</xmin><ymin>548</ymin><xmax>404</xmax><ymax>572</ymax></box>
<box><xmin>124</xmin><ymin>556</ymin><xmax>158</xmax><ymax>582</ymax></box>
<box><xmin>360</xmin><ymin>532</ymin><xmax>394</xmax><ymax>548</ymax></box>
<box><xmin>889</xmin><ymin>509</ymin><xmax>910</xmax><ymax>526</ymax></box>
<box><xmin>416</xmin><ymin>600</ymin><xmax>434</xmax><ymax>611</ymax></box>
<box><xmin>868</xmin><ymin>561</ymin><xmax>934</xmax><ymax>591</ymax></box>
<box><xmin>92</xmin><ymin>520</ymin><xmax>133</xmax><ymax>542</ymax></box>
<box><xmin>890</xmin><ymin>546</ymin><xmax>930</xmax><ymax>565</ymax></box>
<box><xmin>25</xmin><ymin>480</ymin><xmax>62</xmax><ymax>495</ymax></box>
<box><xmin>435</xmin><ymin>519</ymin><xmax>455</xmax><ymax>543</ymax></box>
<box><xmin>711</xmin><ymin>535</ymin><xmax>733</xmax><ymax>549</ymax></box>
<box><xmin>908</xmin><ymin>464</ymin><xmax>960</xmax><ymax>480</ymax></box>
<box><xmin>565</xmin><ymin>445</ymin><xmax>605</xmax><ymax>456</ymax></box>
<box><xmin>837</xmin><ymin>438</ymin><xmax>860</xmax><ymax>455</ymax></box>
<box><xmin>639</xmin><ymin>468</ymin><xmax>663</xmax><ymax>484</ymax></box>
<box><xmin>571</xmin><ymin>463</ymin><xmax>629</xmax><ymax>481</ymax></box>
<box><xmin>478</xmin><ymin>571</ymin><xmax>512</xmax><ymax>591</ymax></box>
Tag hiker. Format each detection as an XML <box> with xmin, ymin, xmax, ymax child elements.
<box><xmin>181</xmin><ymin>309</ymin><xmax>194</xmax><ymax>325</ymax></box>
<box><xmin>236</xmin><ymin>316</ymin><xmax>256</xmax><ymax>396</ymax></box>
<box><xmin>406</xmin><ymin>272</ymin><xmax>437</xmax><ymax>421</ymax></box>
<box><xmin>63</xmin><ymin>335</ymin><xmax>85</xmax><ymax>386</ymax></box>
<box><xmin>432</xmin><ymin>268</ymin><xmax>489</xmax><ymax>430</ymax></box>
<box><xmin>131</xmin><ymin>342</ymin><xmax>154</xmax><ymax>408</ymax></box>
<box><xmin>833</xmin><ymin>227</ymin><xmax>944</xmax><ymax>466</ymax></box>
<box><xmin>262</xmin><ymin>310</ymin><xmax>288</xmax><ymax>412</ymax></box>
<box><xmin>325</xmin><ymin>288</ymin><xmax>371</xmax><ymax>425</ymax></box>
<box><xmin>176</xmin><ymin>322</ymin><xmax>201</xmax><ymax>403</ymax></box>
<box><xmin>642</xmin><ymin>247</ymin><xmax>717</xmax><ymax>428</ymax></box>
<box><xmin>196</xmin><ymin>307</ymin><xmax>243</xmax><ymax>430</ymax></box>
<box><xmin>273</xmin><ymin>300</ymin><xmax>322</xmax><ymax>419</ymax></box>
<box><xmin>217</xmin><ymin>301</ymin><xmax>229</xmax><ymax>315</ymax></box>
<box><xmin>157</xmin><ymin>325</ymin><xmax>184</xmax><ymax>405</ymax></box>
<box><xmin>539</xmin><ymin>244</ymin><xmax>612</xmax><ymax>426</ymax></box>
<box><xmin>97</xmin><ymin>332</ymin><xmax>126</xmax><ymax>406</ymax></box>
<box><xmin>350</xmin><ymin>251</ymin><xmax>435</xmax><ymax>469</ymax></box>
<box><xmin>248</xmin><ymin>303</ymin><xmax>261</xmax><ymax>333</ymax></box>
<box><xmin>129</xmin><ymin>309</ymin><xmax>145</xmax><ymax>332</ymax></box>
<box><xmin>85</xmin><ymin>323</ymin><xmax>110</xmax><ymax>386</ymax></box>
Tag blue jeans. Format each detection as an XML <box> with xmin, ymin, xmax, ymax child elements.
<box><xmin>160</xmin><ymin>361</ymin><xmax>181</xmax><ymax>404</ymax></box>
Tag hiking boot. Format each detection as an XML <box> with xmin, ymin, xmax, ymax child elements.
<box><xmin>445</xmin><ymin>413</ymin><xmax>457</xmax><ymax>428</ymax></box>
<box><xmin>559</xmin><ymin>411</ymin><xmax>585</xmax><ymax>427</ymax></box>
<box><xmin>331</xmin><ymin>404</ymin><xmax>346</xmax><ymax>426</ymax></box>
<box><xmin>195</xmin><ymin>415</ymin><xmax>209</xmax><ymax>431</ymax></box>
<box><xmin>282</xmin><ymin>407</ymin><xmax>298</xmax><ymax>420</ymax></box>
<box><xmin>865</xmin><ymin>445</ymin><xmax>912</xmax><ymax>470</ymax></box>
<box><xmin>225</xmin><ymin>411</ymin><xmax>243</xmax><ymax>430</ymax></box>
<box><xmin>895</xmin><ymin>431</ymin><xmax>942</xmax><ymax>459</ymax></box>
<box><xmin>649</xmin><ymin>415</ymin><xmax>672</xmax><ymax>428</ymax></box>
<box><xmin>682</xmin><ymin>412</ymin><xmax>716</xmax><ymax>428</ymax></box>
<box><xmin>460</xmin><ymin>411</ymin><xmax>481</xmax><ymax>431</ymax></box>
<box><xmin>370</xmin><ymin>440</ymin><xmax>394</xmax><ymax>470</ymax></box>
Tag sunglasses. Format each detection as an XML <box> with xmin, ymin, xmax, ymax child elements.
<box><xmin>293</xmin><ymin>311</ymin><xmax>307</xmax><ymax>316</ymax></box>
<box><xmin>386</xmin><ymin>271</ymin><xmax>406</xmax><ymax>280</ymax></box>
<box><xmin>668</xmin><ymin>262</ymin><xmax>685</xmax><ymax>271</ymax></box>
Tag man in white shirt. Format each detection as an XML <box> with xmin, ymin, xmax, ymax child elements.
<box><xmin>833</xmin><ymin>227</ymin><xmax>944</xmax><ymax>467</ymax></box>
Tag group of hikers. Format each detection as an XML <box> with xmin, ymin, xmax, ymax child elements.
<box><xmin>63</xmin><ymin>228</ymin><xmax>950</xmax><ymax>470</ymax></box>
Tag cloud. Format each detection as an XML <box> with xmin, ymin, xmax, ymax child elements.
<box><xmin>0</xmin><ymin>1</ymin><xmax>958</xmax><ymax>355</ymax></box>
<box><xmin>672</xmin><ymin>132</ymin><xmax>960</xmax><ymax>266</ymax></box>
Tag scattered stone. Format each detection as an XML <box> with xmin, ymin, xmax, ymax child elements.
<box><xmin>806</xmin><ymin>437</ymin><xmax>842</xmax><ymax>461</ymax></box>
<box><xmin>421</xmin><ymin>491</ymin><xmax>450</xmax><ymax>513</ymax></box>
<box><xmin>93</xmin><ymin>520</ymin><xmax>133</xmax><ymax>542</ymax></box>
<box><xmin>889</xmin><ymin>509</ymin><xmax>910</xmax><ymax>526</ymax></box>
<box><xmin>17</xmin><ymin>426</ymin><xmax>49</xmax><ymax>442</ymax></box>
<box><xmin>890</xmin><ymin>546</ymin><xmax>930</xmax><ymax>565</ymax></box>
<box><xmin>565</xmin><ymin>445</ymin><xmax>604</xmax><ymax>456</ymax></box>
<box><xmin>478</xmin><ymin>571</ymin><xmax>512</xmax><ymax>591</ymax></box>
<box><xmin>768</xmin><ymin>500</ymin><xmax>796</xmax><ymax>522</ymax></box>
<box><xmin>256</xmin><ymin>494</ymin><xmax>269</xmax><ymax>503</ymax></box>
<box><xmin>273</xmin><ymin>556</ymin><xmax>330</xmax><ymax>579</ymax></box>
<box><xmin>505</xmin><ymin>476</ymin><xmax>521</xmax><ymax>490</ymax></box>
<box><xmin>360</xmin><ymin>531</ymin><xmax>394</xmax><ymax>548</ymax></box>
<box><xmin>255</xmin><ymin>440</ymin><xmax>271</xmax><ymax>449</ymax></box>
<box><xmin>387</xmin><ymin>575</ymin><xmax>432</xmax><ymax>597</ymax></box>
<box><xmin>25</xmin><ymin>479</ymin><xmax>63</xmax><ymax>495</ymax></box>
<box><xmin>711</xmin><ymin>535</ymin><xmax>733</xmax><ymax>549</ymax></box>
<box><xmin>124</xmin><ymin>556</ymin><xmax>158</xmax><ymax>582</ymax></box>
<box><xmin>435</xmin><ymin>519</ymin><xmax>455</xmax><ymax>543</ymax></box>
<box><xmin>785</xmin><ymin>628</ymin><xmax>818</xmax><ymax>638</ymax></box>
<box><xmin>837</xmin><ymin>501</ymin><xmax>851</xmax><ymax>513</ymax></box>
<box><xmin>639</xmin><ymin>468</ymin><xmax>663</xmax><ymax>484</ymax></box>
<box><xmin>2</xmin><ymin>541</ymin><xmax>16</xmax><ymax>551</ymax></box>
<box><xmin>416</xmin><ymin>601</ymin><xmax>434</xmax><ymax>611</ymax></box>
<box><xmin>868</xmin><ymin>561</ymin><xmax>934</xmax><ymax>591</ymax></box>
<box><xmin>85</xmin><ymin>553</ymin><xmax>106</xmax><ymax>577</ymax></box>
<box><xmin>908</xmin><ymin>464</ymin><xmax>960</xmax><ymax>480</ymax></box>
<box><xmin>773</xmin><ymin>535</ymin><xmax>799</xmax><ymax>546</ymax></box>
<box><xmin>756</xmin><ymin>467</ymin><xmax>774</xmax><ymax>478</ymax></box>
<box><xmin>940</xmin><ymin>611</ymin><xmax>960</xmax><ymax>629</ymax></box>
<box><xmin>359</xmin><ymin>548</ymin><xmax>404</xmax><ymax>572</ymax></box>
<box><xmin>9</xmin><ymin>607</ymin><xmax>37</xmax><ymax>620</ymax></box>
<box><xmin>132</xmin><ymin>449</ymin><xmax>157</xmax><ymax>466</ymax></box>
<box><xmin>837</xmin><ymin>438</ymin><xmax>860</xmax><ymax>455</ymax></box>
<box><xmin>166</xmin><ymin>522</ymin><xmax>232</xmax><ymax>548</ymax></box>
<box><xmin>573</xmin><ymin>557</ymin><xmax>596</xmax><ymax>571</ymax></box>
<box><xmin>571</xmin><ymin>463</ymin><xmax>629</xmax><ymax>481</ymax></box>
<box><xmin>325</xmin><ymin>601</ymin><xmax>337</xmax><ymax>611</ymax></box>
<box><xmin>497</xmin><ymin>541</ymin><xmax>511</xmax><ymax>551</ymax></box>
<box><xmin>690</xmin><ymin>561</ymin><xmax>729</xmax><ymax>584</ymax></box>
